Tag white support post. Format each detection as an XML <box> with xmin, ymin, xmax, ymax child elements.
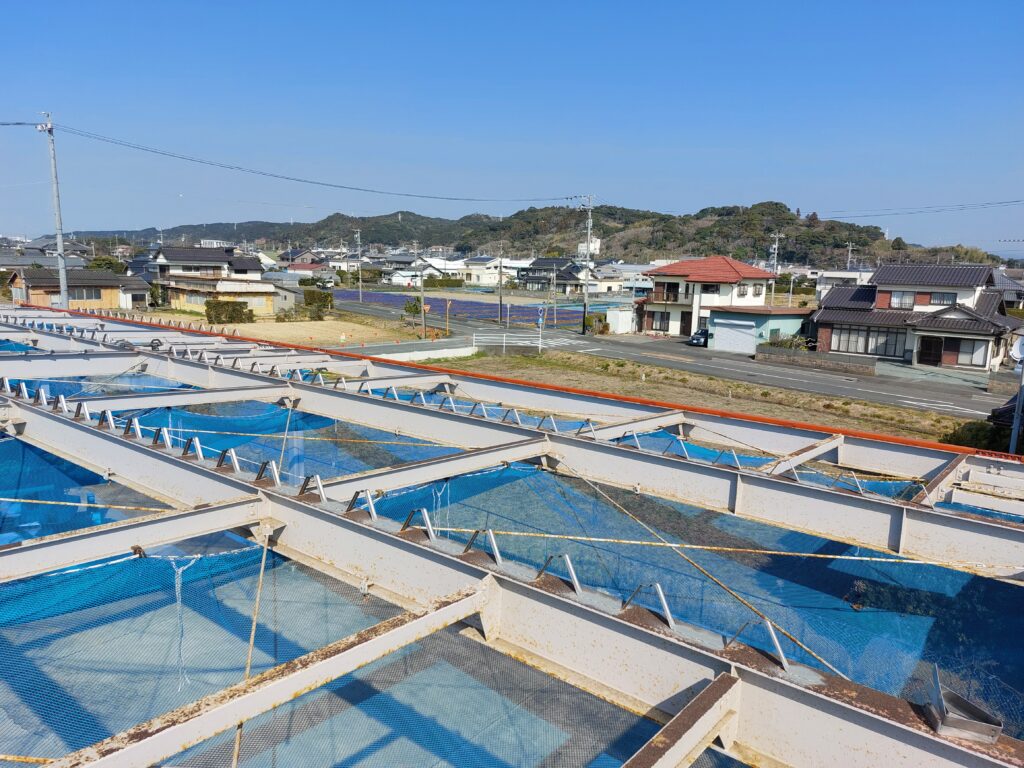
<box><xmin>537</xmin><ymin>553</ymin><xmax>583</xmax><ymax>596</ymax></box>
<box><xmin>400</xmin><ymin>507</ymin><xmax>437</xmax><ymax>541</ymax></box>
<box><xmin>314</xmin><ymin>373</ymin><xmax>325</xmax><ymax>386</ymax></box>
<box><xmin>763</xmin><ymin>618</ymin><xmax>791</xmax><ymax>673</ymax></box>
<box><xmin>17</xmin><ymin>382</ymin><xmax>29</xmax><ymax>399</ymax></box>
<box><xmin>56</xmin><ymin>394</ymin><xmax>70</xmax><ymax>414</ymax></box>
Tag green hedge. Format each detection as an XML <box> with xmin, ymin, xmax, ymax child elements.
<box><xmin>205</xmin><ymin>300</ymin><xmax>254</xmax><ymax>324</ymax></box>
<box><xmin>424</xmin><ymin>277</ymin><xmax>464</xmax><ymax>288</ymax></box>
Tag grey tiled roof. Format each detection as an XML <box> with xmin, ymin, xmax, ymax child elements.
<box><xmin>871</xmin><ymin>264</ymin><xmax>993</xmax><ymax>288</ymax></box>
<box><xmin>14</xmin><ymin>268</ymin><xmax>145</xmax><ymax>289</ymax></box>
<box><xmin>821</xmin><ymin>284</ymin><xmax>876</xmax><ymax>309</ymax></box>
<box><xmin>812</xmin><ymin>308</ymin><xmax>912</xmax><ymax>327</ymax></box>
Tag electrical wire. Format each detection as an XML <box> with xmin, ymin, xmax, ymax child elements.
<box><xmin>52</xmin><ymin>124</ymin><xmax>578</xmax><ymax>204</ymax></box>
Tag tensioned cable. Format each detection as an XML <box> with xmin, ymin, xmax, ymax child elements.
<box><xmin>52</xmin><ymin>124</ymin><xmax>578</xmax><ymax>204</ymax></box>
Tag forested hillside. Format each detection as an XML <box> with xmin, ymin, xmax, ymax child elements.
<box><xmin>72</xmin><ymin>201</ymin><xmax>997</xmax><ymax>267</ymax></box>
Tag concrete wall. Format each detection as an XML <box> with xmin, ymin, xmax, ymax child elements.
<box><xmin>755</xmin><ymin>345</ymin><xmax>876</xmax><ymax>375</ymax></box>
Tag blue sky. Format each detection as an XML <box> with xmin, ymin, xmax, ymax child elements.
<box><xmin>2</xmin><ymin>1</ymin><xmax>1021</xmax><ymax>252</ymax></box>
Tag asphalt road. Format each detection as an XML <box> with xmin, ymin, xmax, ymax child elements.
<box><xmin>335</xmin><ymin>298</ymin><xmax>1005</xmax><ymax>419</ymax></box>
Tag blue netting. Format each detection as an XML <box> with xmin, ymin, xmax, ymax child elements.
<box><xmin>115</xmin><ymin>400</ymin><xmax>460</xmax><ymax>483</ymax></box>
<box><xmin>367</xmin><ymin>387</ymin><xmax>588</xmax><ymax>432</ymax></box>
<box><xmin>0</xmin><ymin>546</ymin><xmax>404</xmax><ymax>761</ymax></box>
<box><xmin>362</xmin><ymin>463</ymin><xmax>1024</xmax><ymax>738</ymax></box>
<box><xmin>8</xmin><ymin>372</ymin><xmax>195</xmax><ymax>399</ymax></box>
<box><xmin>0</xmin><ymin>339</ymin><xmax>37</xmax><ymax>353</ymax></box>
<box><xmin>0</xmin><ymin>436</ymin><xmax>168</xmax><ymax>545</ymax></box>
<box><xmin>625</xmin><ymin>429</ymin><xmax>925</xmax><ymax>499</ymax></box>
<box><xmin>936</xmin><ymin>500</ymin><xmax>1024</xmax><ymax>525</ymax></box>
<box><xmin>168</xmin><ymin>624</ymin><xmax>659</xmax><ymax>768</ymax></box>
<box><xmin>334</xmin><ymin>289</ymin><xmax>588</xmax><ymax>329</ymax></box>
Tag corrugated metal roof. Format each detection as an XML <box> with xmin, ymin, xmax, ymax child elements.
<box><xmin>871</xmin><ymin>264</ymin><xmax>992</xmax><ymax>287</ymax></box>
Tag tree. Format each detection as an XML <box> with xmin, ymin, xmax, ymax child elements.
<box><xmin>806</xmin><ymin>212</ymin><xmax>820</xmax><ymax>225</ymax></box>
<box><xmin>403</xmin><ymin>297</ymin><xmax>421</xmax><ymax>317</ymax></box>
<box><xmin>86</xmin><ymin>255</ymin><xmax>127</xmax><ymax>274</ymax></box>
<box><xmin>891</xmin><ymin>237</ymin><xmax>907</xmax><ymax>251</ymax></box>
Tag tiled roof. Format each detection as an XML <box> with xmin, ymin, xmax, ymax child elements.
<box><xmin>812</xmin><ymin>308</ymin><xmax>912</xmax><ymax>328</ymax></box>
<box><xmin>158</xmin><ymin>247</ymin><xmax>235</xmax><ymax>264</ymax></box>
<box><xmin>645</xmin><ymin>255</ymin><xmax>774</xmax><ymax>283</ymax></box>
<box><xmin>871</xmin><ymin>264</ymin><xmax>992</xmax><ymax>288</ymax></box>
<box><xmin>13</xmin><ymin>268</ymin><xmax>145</xmax><ymax>289</ymax></box>
<box><xmin>821</xmin><ymin>284</ymin><xmax>876</xmax><ymax>310</ymax></box>
<box><xmin>814</xmin><ymin>290</ymin><xmax>1020</xmax><ymax>334</ymax></box>
<box><xmin>286</xmin><ymin>262</ymin><xmax>331</xmax><ymax>271</ymax></box>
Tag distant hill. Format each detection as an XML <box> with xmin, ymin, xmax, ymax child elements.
<box><xmin>70</xmin><ymin>201</ymin><xmax>998</xmax><ymax>268</ymax></box>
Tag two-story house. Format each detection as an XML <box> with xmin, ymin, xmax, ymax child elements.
<box><xmin>642</xmin><ymin>256</ymin><xmax>776</xmax><ymax>336</ymax></box>
<box><xmin>519</xmin><ymin>258</ymin><xmax>572</xmax><ymax>292</ymax></box>
<box><xmin>133</xmin><ymin>246</ymin><xmax>276</xmax><ymax>317</ymax></box>
<box><xmin>812</xmin><ymin>264</ymin><xmax>1020</xmax><ymax>370</ymax></box>
<box><xmin>9</xmin><ymin>268</ymin><xmax>150</xmax><ymax>311</ymax></box>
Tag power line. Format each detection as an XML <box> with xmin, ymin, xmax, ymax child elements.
<box><xmin>52</xmin><ymin>123</ymin><xmax>577</xmax><ymax>204</ymax></box>
<box><xmin>821</xmin><ymin>199</ymin><xmax>1024</xmax><ymax>219</ymax></box>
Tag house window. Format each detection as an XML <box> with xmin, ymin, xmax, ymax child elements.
<box><xmin>684</xmin><ymin>282</ymin><xmax>691</xmax><ymax>296</ymax></box>
<box><xmin>957</xmin><ymin>339</ymin><xmax>988</xmax><ymax>367</ymax></box>
<box><xmin>697</xmin><ymin>316</ymin><xmax>709</xmax><ymax>330</ymax></box>
<box><xmin>701</xmin><ymin>284</ymin><xmax>719</xmax><ymax>294</ymax></box>
<box><xmin>69</xmin><ymin>287</ymin><xmax>101</xmax><ymax>301</ymax></box>
<box><xmin>932</xmin><ymin>292</ymin><xmax>956</xmax><ymax>306</ymax></box>
<box><xmin>831</xmin><ymin>325</ymin><xmax>906</xmax><ymax>357</ymax></box>
<box><xmin>736</xmin><ymin>284</ymin><xmax>748</xmax><ymax>297</ymax></box>
<box><xmin>753</xmin><ymin>284</ymin><xmax>763</xmax><ymax>297</ymax></box>
<box><xmin>890</xmin><ymin>291</ymin><xmax>915</xmax><ymax>310</ymax></box>
<box><xmin>650</xmin><ymin>311</ymin><xmax>670</xmax><ymax>332</ymax></box>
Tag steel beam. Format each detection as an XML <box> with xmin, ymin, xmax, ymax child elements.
<box><xmin>0</xmin><ymin>350</ymin><xmax>142</xmax><ymax>377</ymax></box>
<box><xmin>320</xmin><ymin>438</ymin><xmax>549</xmax><ymax>500</ymax></box>
<box><xmin>0</xmin><ymin>496</ymin><xmax>262</xmax><ymax>582</ymax></box>
<box><xmin>73</xmin><ymin>383</ymin><xmax>289</xmax><ymax>411</ymax></box>
<box><xmin>53</xmin><ymin>584</ymin><xmax>489</xmax><ymax>768</ymax></box>
<box><xmin>761</xmin><ymin>434</ymin><xmax>844</xmax><ymax>476</ymax></box>
<box><xmin>590</xmin><ymin>409</ymin><xmax>689</xmax><ymax>440</ymax></box>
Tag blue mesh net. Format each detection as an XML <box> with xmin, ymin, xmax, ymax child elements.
<box><xmin>0</xmin><ymin>339</ymin><xmax>37</xmax><ymax>353</ymax></box>
<box><xmin>8</xmin><ymin>372</ymin><xmax>195</xmax><ymax>399</ymax></box>
<box><xmin>0</xmin><ymin>545</ymin><xmax>404</xmax><ymax>761</ymax></box>
<box><xmin>114</xmin><ymin>400</ymin><xmax>461</xmax><ymax>483</ymax></box>
<box><xmin>0</xmin><ymin>436</ymin><xmax>169</xmax><ymax>545</ymax></box>
<box><xmin>625</xmin><ymin>429</ymin><xmax>925</xmax><ymax>499</ymax></box>
<box><xmin>167</xmin><ymin>624</ymin><xmax>660</xmax><ymax>768</ymax></box>
<box><xmin>366</xmin><ymin>387</ymin><xmax>588</xmax><ymax>432</ymax></box>
<box><xmin>362</xmin><ymin>463</ymin><xmax>1024</xmax><ymax>738</ymax></box>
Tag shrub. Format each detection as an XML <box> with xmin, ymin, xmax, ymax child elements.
<box><xmin>942</xmin><ymin>421</ymin><xmax>1012</xmax><ymax>451</ymax></box>
<box><xmin>205</xmin><ymin>300</ymin><xmax>254</xmax><ymax>324</ymax></box>
<box><xmin>765</xmin><ymin>334</ymin><xmax>808</xmax><ymax>350</ymax></box>
<box><xmin>404</xmin><ymin>297</ymin><xmax>422</xmax><ymax>316</ymax></box>
<box><xmin>424</xmin><ymin>277</ymin><xmax>464</xmax><ymax>288</ymax></box>
<box><xmin>298</xmin><ymin>277</ymin><xmax>316</xmax><ymax>286</ymax></box>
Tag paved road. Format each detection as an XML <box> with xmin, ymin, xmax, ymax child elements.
<box><xmin>334</xmin><ymin>298</ymin><xmax>1004</xmax><ymax>418</ymax></box>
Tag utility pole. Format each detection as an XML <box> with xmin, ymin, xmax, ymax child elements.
<box><xmin>550</xmin><ymin>266</ymin><xmax>557</xmax><ymax>326</ymax></box>
<box><xmin>581</xmin><ymin>194</ymin><xmax>593</xmax><ymax>335</ymax></box>
<box><xmin>769</xmin><ymin>232</ymin><xmax>785</xmax><ymax>275</ymax></box>
<box><xmin>497</xmin><ymin>242</ymin><xmax>504</xmax><ymax>324</ymax></box>
<box><xmin>37</xmin><ymin>114</ymin><xmax>68</xmax><ymax>309</ymax></box>
<box><xmin>354</xmin><ymin>229</ymin><xmax>363</xmax><ymax>302</ymax></box>
<box><xmin>419</xmin><ymin>265</ymin><xmax>426</xmax><ymax>338</ymax></box>
<box><xmin>845</xmin><ymin>241</ymin><xmax>858</xmax><ymax>270</ymax></box>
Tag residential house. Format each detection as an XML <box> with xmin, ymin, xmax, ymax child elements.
<box><xmin>21</xmin><ymin>237</ymin><xmax>93</xmax><ymax>263</ymax></box>
<box><xmin>519</xmin><ymin>258</ymin><xmax>573</xmax><ymax>292</ymax></box>
<box><xmin>9</xmin><ymin>268</ymin><xmax>150</xmax><ymax>310</ymax></box>
<box><xmin>0</xmin><ymin>247</ymin><xmax>88</xmax><ymax>271</ymax></box>
<box><xmin>285</xmin><ymin>262</ymin><xmax>337</xmax><ymax>282</ymax></box>
<box><xmin>642</xmin><ymin>256</ymin><xmax>776</xmax><ymax>337</ymax></box>
<box><xmin>277</xmin><ymin>248</ymin><xmax>321</xmax><ymax>265</ymax></box>
<box><xmin>133</xmin><ymin>246</ymin><xmax>276</xmax><ymax>317</ymax></box>
<box><xmin>812</xmin><ymin>264</ymin><xmax>1020</xmax><ymax>370</ymax></box>
<box><xmin>993</xmin><ymin>269</ymin><xmax>1024</xmax><ymax>309</ymax></box>
<box><xmin>387</xmin><ymin>264</ymin><xmax>443</xmax><ymax>287</ymax></box>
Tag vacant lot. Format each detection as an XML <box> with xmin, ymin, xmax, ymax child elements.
<box><xmin>439</xmin><ymin>351</ymin><xmax>967</xmax><ymax>442</ymax></box>
<box><xmin>141</xmin><ymin>310</ymin><xmax>415</xmax><ymax>346</ymax></box>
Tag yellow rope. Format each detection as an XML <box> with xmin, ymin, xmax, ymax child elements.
<box><xmin>425</xmin><ymin>527</ymin><xmax>1018</xmax><ymax>571</ymax></box>
<box><xmin>0</xmin><ymin>497</ymin><xmax>169</xmax><ymax>513</ymax></box>
<box><xmin>556</xmin><ymin>460</ymin><xmax>850</xmax><ymax>679</ymax></box>
<box><xmin>0</xmin><ymin>755</ymin><xmax>53</xmax><ymax>764</ymax></box>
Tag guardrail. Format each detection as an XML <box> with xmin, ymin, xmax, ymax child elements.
<box><xmin>472</xmin><ymin>332</ymin><xmax>543</xmax><ymax>353</ymax></box>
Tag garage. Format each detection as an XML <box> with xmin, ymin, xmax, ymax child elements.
<box><xmin>711</xmin><ymin>318</ymin><xmax>757</xmax><ymax>354</ymax></box>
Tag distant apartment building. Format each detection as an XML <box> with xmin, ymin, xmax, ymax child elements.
<box><xmin>130</xmin><ymin>246</ymin><xmax>275</xmax><ymax>317</ymax></box>
<box><xmin>813</xmin><ymin>264</ymin><xmax>1020</xmax><ymax>370</ymax></box>
<box><xmin>9</xmin><ymin>268</ymin><xmax>149</xmax><ymax>311</ymax></box>
<box><xmin>576</xmin><ymin>236</ymin><xmax>601</xmax><ymax>259</ymax></box>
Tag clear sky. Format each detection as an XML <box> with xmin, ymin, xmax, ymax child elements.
<box><xmin>2</xmin><ymin>1</ymin><xmax>1021</xmax><ymax>253</ymax></box>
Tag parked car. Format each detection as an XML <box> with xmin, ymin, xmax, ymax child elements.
<box><xmin>686</xmin><ymin>329</ymin><xmax>709</xmax><ymax>347</ymax></box>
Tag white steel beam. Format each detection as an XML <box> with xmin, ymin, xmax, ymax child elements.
<box><xmin>0</xmin><ymin>496</ymin><xmax>262</xmax><ymax>582</ymax></box>
<box><xmin>590</xmin><ymin>409</ymin><xmax>689</xmax><ymax>440</ymax></box>
<box><xmin>53</xmin><ymin>584</ymin><xmax>490</xmax><ymax>768</ymax></box>
<box><xmin>761</xmin><ymin>434</ymin><xmax>843</xmax><ymax>476</ymax></box>
<box><xmin>73</xmin><ymin>383</ymin><xmax>290</xmax><ymax>411</ymax></box>
<box><xmin>0</xmin><ymin>351</ymin><xmax>143</xmax><ymax>377</ymax></box>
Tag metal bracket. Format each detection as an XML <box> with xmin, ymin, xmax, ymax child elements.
<box><xmin>462</xmin><ymin>529</ymin><xmax>503</xmax><ymax>566</ymax></box>
<box><xmin>217</xmin><ymin>448</ymin><xmax>241</xmax><ymax>474</ymax></box>
<box><xmin>622</xmin><ymin>582</ymin><xmax>675</xmax><ymax>629</ymax></box>
<box><xmin>255</xmin><ymin>459</ymin><xmax>281</xmax><ymax>487</ymax></box>
<box><xmin>346</xmin><ymin>489</ymin><xmax>378</xmax><ymax>520</ymax></box>
<box><xmin>400</xmin><ymin>507</ymin><xmax>436</xmax><ymax>541</ymax></box>
<box><xmin>537</xmin><ymin>553</ymin><xmax>582</xmax><ymax>596</ymax></box>
<box><xmin>299</xmin><ymin>474</ymin><xmax>326</xmax><ymax>501</ymax></box>
<box><xmin>248</xmin><ymin>518</ymin><xmax>285</xmax><ymax>546</ymax></box>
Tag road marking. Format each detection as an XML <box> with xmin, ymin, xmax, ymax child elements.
<box><xmin>897</xmin><ymin>399</ymin><xmax>989</xmax><ymax>416</ymax></box>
